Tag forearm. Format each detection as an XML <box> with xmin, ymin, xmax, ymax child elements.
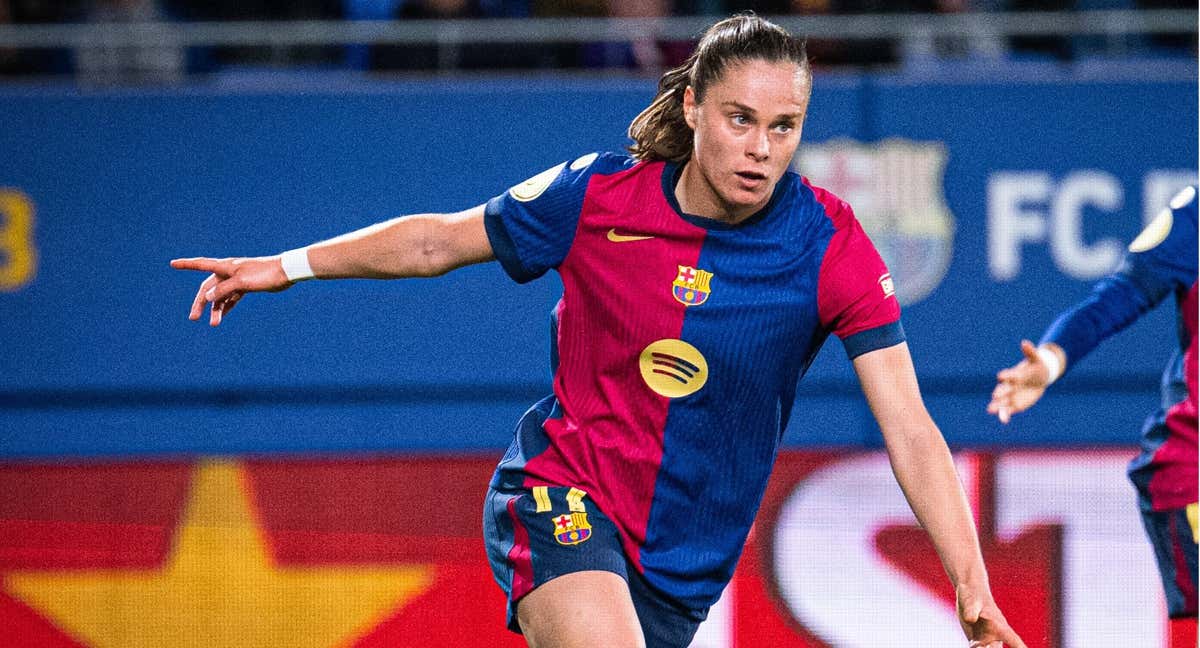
<box><xmin>854</xmin><ymin>344</ymin><xmax>991</xmax><ymax>588</ymax></box>
<box><xmin>305</xmin><ymin>207</ymin><xmax>492</xmax><ymax>280</ymax></box>
<box><xmin>1039</xmin><ymin>271</ymin><xmax>1159</xmax><ymax>371</ymax></box>
<box><xmin>883</xmin><ymin>419</ymin><xmax>988</xmax><ymax>589</ymax></box>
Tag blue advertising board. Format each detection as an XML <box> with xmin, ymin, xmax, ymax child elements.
<box><xmin>0</xmin><ymin>68</ymin><xmax>1195</xmax><ymax>456</ymax></box>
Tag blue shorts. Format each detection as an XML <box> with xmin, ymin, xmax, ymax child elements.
<box><xmin>482</xmin><ymin>483</ymin><xmax>707</xmax><ymax>647</ymax></box>
<box><xmin>1139</xmin><ymin>502</ymin><xmax>1199</xmax><ymax>618</ymax></box>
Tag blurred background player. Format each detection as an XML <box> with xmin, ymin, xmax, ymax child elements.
<box><xmin>988</xmin><ymin>185</ymin><xmax>1198</xmax><ymax>648</ymax></box>
<box><xmin>173</xmin><ymin>14</ymin><xmax>1026</xmax><ymax>648</ymax></box>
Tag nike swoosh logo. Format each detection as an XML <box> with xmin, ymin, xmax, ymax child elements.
<box><xmin>607</xmin><ymin>228</ymin><xmax>654</xmax><ymax>243</ymax></box>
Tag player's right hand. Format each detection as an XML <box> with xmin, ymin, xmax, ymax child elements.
<box><xmin>986</xmin><ymin>340</ymin><xmax>1054</xmax><ymax>424</ymax></box>
<box><xmin>170</xmin><ymin>256</ymin><xmax>292</xmax><ymax>326</ymax></box>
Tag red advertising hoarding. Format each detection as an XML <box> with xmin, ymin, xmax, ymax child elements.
<box><xmin>0</xmin><ymin>450</ymin><xmax>1164</xmax><ymax>647</ymax></box>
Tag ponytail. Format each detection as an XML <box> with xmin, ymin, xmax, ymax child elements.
<box><xmin>627</xmin><ymin>56</ymin><xmax>698</xmax><ymax>163</ymax></box>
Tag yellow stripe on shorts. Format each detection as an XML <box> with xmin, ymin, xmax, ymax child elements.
<box><xmin>566</xmin><ymin>487</ymin><xmax>588</xmax><ymax>513</ymax></box>
<box><xmin>1187</xmin><ymin>502</ymin><xmax>1198</xmax><ymax>544</ymax></box>
<box><xmin>533</xmin><ymin>486</ymin><xmax>551</xmax><ymax>513</ymax></box>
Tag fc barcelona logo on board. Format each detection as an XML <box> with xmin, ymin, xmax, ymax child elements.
<box><xmin>795</xmin><ymin>139</ymin><xmax>954</xmax><ymax>306</ymax></box>
<box><xmin>552</xmin><ymin>513</ymin><xmax>593</xmax><ymax>546</ymax></box>
<box><xmin>672</xmin><ymin>265</ymin><xmax>713</xmax><ymax>306</ymax></box>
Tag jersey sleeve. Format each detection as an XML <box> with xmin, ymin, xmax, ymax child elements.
<box><xmin>484</xmin><ymin>152</ymin><xmax>620</xmax><ymax>284</ymax></box>
<box><xmin>1041</xmin><ymin>185</ymin><xmax>1199</xmax><ymax>369</ymax></box>
<box><xmin>816</xmin><ymin>199</ymin><xmax>905</xmax><ymax>359</ymax></box>
<box><xmin>1121</xmin><ymin>185</ymin><xmax>1198</xmax><ymax>302</ymax></box>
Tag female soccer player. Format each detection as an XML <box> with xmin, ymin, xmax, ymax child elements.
<box><xmin>989</xmin><ymin>185</ymin><xmax>1197</xmax><ymax>648</ymax></box>
<box><xmin>174</xmin><ymin>14</ymin><xmax>1025</xmax><ymax>648</ymax></box>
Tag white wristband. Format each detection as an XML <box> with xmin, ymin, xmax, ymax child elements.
<box><xmin>1036</xmin><ymin>346</ymin><xmax>1064</xmax><ymax>385</ymax></box>
<box><xmin>279</xmin><ymin>247</ymin><xmax>314</xmax><ymax>282</ymax></box>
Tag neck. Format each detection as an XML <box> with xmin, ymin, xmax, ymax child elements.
<box><xmin>674</xmin><ymin>160</ymin><xmax>761</xmax><ymax>225</ymax></box>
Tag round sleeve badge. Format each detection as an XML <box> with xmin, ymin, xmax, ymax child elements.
<box><xmin>508</xmin><ymin>162</ymin><xmax>567</xmax><ymax>202</ymax></box>
<box><xmin>1129</xmin><ymin>208</ymin><xmax>1174</xmax><ymax>253</ymax></box>
<box><xmin>1130</xmin><ymin>185</ymin><xmax>1194</xmax><ymax>253</ymax></box>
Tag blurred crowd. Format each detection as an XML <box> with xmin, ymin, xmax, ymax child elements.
<box><xmin>0</xmin><ymin>0</ymin><xmax>1194</xmax><ymax>83</ymax></box>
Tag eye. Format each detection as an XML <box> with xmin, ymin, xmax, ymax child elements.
<box><xmin>773</xmin><ymin>123</ymin><xmax>794</xmax><ymax>134</ymax></box>
<box><xmin>731</xmin><ymin>114</ymin><xmax>750</xmax><ymax>126</ymax></box>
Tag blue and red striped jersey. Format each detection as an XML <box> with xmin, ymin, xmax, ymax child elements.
<box><xmin>1042</xmin><ymin>185</ymin><xmax>1198</xmax><ymax>511</ymax></box>
<box><xmin>483</xmin><ymin>152</ymin><xmax>904</xmax><ymax>609</ymax></box>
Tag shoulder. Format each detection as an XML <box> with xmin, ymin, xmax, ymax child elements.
<box><xmin>1168</xmin><ymin>185</ymin><xmax>1198</xmax><ymax>233</ymax></box>
<box><xmin>1129</xmin><ymin>185</ymin><xmax>1198</xmax><ymax>255</ymax></box>
<box><xmin>577</xmin><ymin>152</ymin><xmax>665</xmax><ymax>194</ymax></box>
<box><xmin>796</xmin><ymin>175</ymin><xmax>856</xmax><ymax>230</ymax></box>
<box><xmin>502</xmin><ymin>151</ymin><xmax>638</xmax><ymax>204</ymax></box>
<box><xmin>798</xmin><ymin>176</ymin><xmax>888</xmax><ymax>280</ymax></box>
<box><xmin>552</xmin><ymin>153</ymin><xmax>664</xmax><ymax>208</ymax></box>
<box><xmin>565</xmin><ymin>151</ymin><xmax>641</xmax><ymax>178</ymax></box>
<box><xmin>767</xmin><ymin>174</ymin><xmax>858</xmax><ymax>245</ymax></box>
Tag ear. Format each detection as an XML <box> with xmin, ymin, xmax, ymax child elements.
<box><xmin>682</xmin><ymin>86</ymin><xmax>697</xmax><ymax>130</ymax></box>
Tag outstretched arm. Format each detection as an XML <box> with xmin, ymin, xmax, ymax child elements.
<box><xmin>854</xmin><ymin>342</ymin><xmax>1026</xmax><ymax>648</ymax></box>
<box><xmin>986</xmin><ymin>186</ymin><xmax>1195</xmax><ymax>423</ymax></box>
<box><xmin>170</xmin><ymin>204</ymin><xmax>493</xmax><ymax>325</ymax></box>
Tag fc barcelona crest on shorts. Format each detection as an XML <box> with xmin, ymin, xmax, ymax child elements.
<box><xmin>672</xmin><ymin>265</ymin><xmax>713</xmax><ymax>306</ymax></box>
<box><xmin>552</xmin><ymin>512</ymin><xmax>592</xmax><ymax>546</ymax></box>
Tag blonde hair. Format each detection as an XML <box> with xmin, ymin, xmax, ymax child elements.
<box><xmin>627</xmin><ymin>14</ymin><xmax>810</xmax><ymax>163</ymax></box>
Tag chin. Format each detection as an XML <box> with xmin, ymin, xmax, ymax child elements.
<box><xmin>726</xmin><ymin>189</ymin><xmax>768</xmax><ymax>210</ymax></box>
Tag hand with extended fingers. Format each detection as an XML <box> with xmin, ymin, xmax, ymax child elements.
<box><xmin>170</xmin><ymin>256</ymin><xmax>293</xmax><ymax>326</ymax></box>
<box><xmin>987</xmin><ymin>339</ymin><xmax>1064</xmax><ymax>424</ymax></box>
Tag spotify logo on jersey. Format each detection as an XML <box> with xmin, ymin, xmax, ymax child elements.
<box><xmin>639</xmin><ymin>339</ymin><xmax>708</xmax><ymax>398</ymax></box>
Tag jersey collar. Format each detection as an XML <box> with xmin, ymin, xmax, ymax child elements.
<box><xmin>660</xmin><ymin>159</ymin><xmax>786</xmax><ymax>231</ymax></box>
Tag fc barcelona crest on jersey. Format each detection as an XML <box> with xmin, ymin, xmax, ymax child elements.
<box><xmin>552</xmin><ymin>513</ymin><xmax>592</xmax><ymax>546</ymax></box>
<box><xmin>672</xmin><ymin>265</ymin><xmax>713</xmax><ymax>306</ymax></box>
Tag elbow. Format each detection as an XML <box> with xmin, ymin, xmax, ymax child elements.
<box><xmin>388</xmin><ymin>210</ymin><xmax>485</xmax><ymax>278</ymax></box>
<box><xmin>877</xmin><ymin>408</ymin><xmax>941</xmax><ymax>444</ymax></box>
<box><xmin>412</xmin><ymin>246</ymin><xmax>454</xmax><ymax>278</ymax></box>
<box><xmin>401</xmin><ymin>216</ymin><xmax>456</xmax><ymax>278</ymax></box>
<box><xmin>882</xmin><ymin>419</ymin><xmax>949</xmax><ymax>457</ymax></box>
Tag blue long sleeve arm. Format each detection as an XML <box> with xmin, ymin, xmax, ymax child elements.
<box><xmin>1039</xmin><ymin>269</ymin><xmax>1170</xmax><ymax>376</ymax></box>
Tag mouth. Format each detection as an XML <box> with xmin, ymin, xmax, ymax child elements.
<box><xmin>734</xmin><ymin>171</ymin><xmax>768</xmax><ymax>189</ymax></box>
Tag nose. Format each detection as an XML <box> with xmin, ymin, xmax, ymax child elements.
<box><xmin>748</xmin><ymin>127</ymin><xmax>769</xmax><ymax>161</ymax></box>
